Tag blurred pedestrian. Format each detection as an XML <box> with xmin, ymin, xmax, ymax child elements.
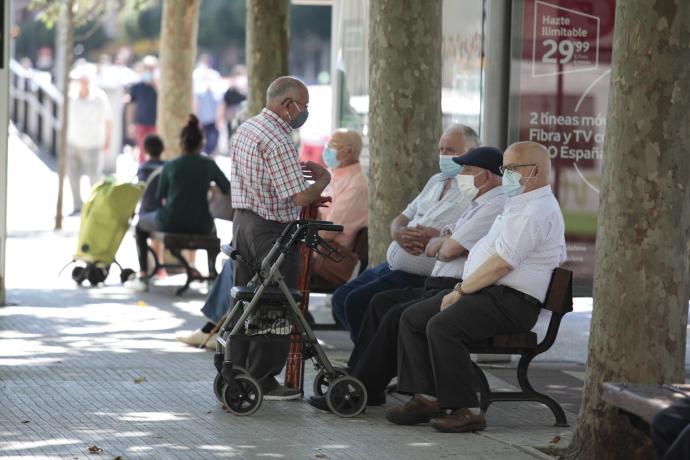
<box><xmin>126</xmin><ymin>55</ymin><xmax>158</xmax><ymax>164</ymax></box>
<box><xmin>67</xmin><ymin>69</ymin><xmax>113</xmax><ymax>214</ymax></box>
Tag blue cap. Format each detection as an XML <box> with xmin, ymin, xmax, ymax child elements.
<box><xmin>452</xmin><ymin>147</ymin><xmax>503</xmax><ymax>176</ymax></box>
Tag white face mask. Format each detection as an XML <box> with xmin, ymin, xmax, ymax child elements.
<box><xmin>456</xmin><ymin>170</ymin><xmax>488</xmax><ymax>200</ymax></box>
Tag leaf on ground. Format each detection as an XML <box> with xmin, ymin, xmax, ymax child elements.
<box><xmin>133</xmin><ymin>376</ymin><xmax>146</xmax><ymax>384</ymax></box>
<box><xmin>136</xmin><ymin>301</ymin><xmax>147</xmax><ymax>307</ymax></box>
<box><xmin>21</xmin><ymin>420</ymin><xmax>30</xmax><ymax>424</ymax></box>
<box><xmin>113</xmin><ymin>456</ymin><xmax>124</xmax><ymax>460</ymax></box>
<box><xmin>206</xmin><ymin>410</ymin><xmax>212</xmax><ymax>414</ymax></box>
<box><xmin>551</xmin><ymin>435</ymin><xmax>561</xmax><ymax>444</ymax></box>
<box><xmin>87</xmin><ymin>444</ymin><xmax>103</xmax><ymax>454</ymax></box>
<box><xmin>315</xmin><ymin>454</ymin><xmax>328</xmax><ymax>459</ymax></box>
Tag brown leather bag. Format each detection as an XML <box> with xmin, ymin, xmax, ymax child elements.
<box><xmin>311</xmin><ymin>240</ymin><xmax>359</xmax><ymax>287</ymax></box>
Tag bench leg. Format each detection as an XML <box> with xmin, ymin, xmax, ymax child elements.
<box><xmin>170</xmin><ymin>248</ymin><xmax>193</xmax><ymax>296</ymax></box>
<box><xmin>472</xmin><ymin>356</ymin><xmax>569</xmax><ymax>427</ymax></box>
<box><xmin>207</xmin><ymin>248</ymin><xmax>219</xmax><ymax>279</ymax></box>
<box><xmin>515</xmin><ymin>354</ymin><xmax>569</xmax><ymax>427</ymax></box>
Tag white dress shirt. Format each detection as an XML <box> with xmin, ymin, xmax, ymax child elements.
<box><xmin>462</xmin><ymin>185</ymin><xmax>567</xmax><ymax>302</ymax></box>
<box><xmin>67</xmin><ymin>85</ymin><xmax>113</xmax><ymax>149</ymax></box>
<box><xmin>387</xmin><ymin>173</ymin><xmax>470</xmax><ymax>276</ymax></box>
<box><xmin>431</xmin><ymin>187</ymin><xmax>506</xmax><ymax>279</ymax></box>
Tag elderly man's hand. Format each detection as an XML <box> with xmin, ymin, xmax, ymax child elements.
<box><xmin>440</xmin><ymin>290</ymin><xmax>461</xmax><ymax>311</ymax></box>
<box><xmin>301</xmin><ymin>161</ymin><xmax>330</xmax><ymax>182</ymax></box>
<box><xmin>393</xmin><ymin>227</ymin><xmax>425</xmax><ymax>255</ymax></box>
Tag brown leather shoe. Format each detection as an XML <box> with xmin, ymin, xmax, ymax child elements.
<box><xmin>431</xmin><ymin>408</ymin><xmax>487</xmax><ymax>433</ymax></box>
<box><xmin>385</xmin><ymin>395</ymin><xmax>443</xmax><ymax>425</ymax></box>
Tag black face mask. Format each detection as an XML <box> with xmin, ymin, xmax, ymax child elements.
<box><xmin>287</xmin><ymin>101</ymin><xmax>309</xmax><ymax>129</ymax></box>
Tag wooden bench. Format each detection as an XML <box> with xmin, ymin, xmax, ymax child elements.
<box><xmin>150</xmin><ymin>232</ymin><xmax>220</xmax><ymax>296</ymax></box>
<box><xmin>467</xmin><ymin>267</ymin><xmax>574</xmax><ymax>427</ymax></box>
<box><xmin>602</xmin><ymin>383</ymin><xmax>690</xmax><ymax>432</ymax></box>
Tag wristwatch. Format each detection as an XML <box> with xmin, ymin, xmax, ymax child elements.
<box><xmin>453</xmin><ymin>283</ymin><xmax>466</xmax><ymax>295</ymax></box>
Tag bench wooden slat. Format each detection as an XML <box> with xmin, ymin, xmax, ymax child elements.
<box><xmin>602</xmin><ymin>382</ymin><xmax>689</xmax><ymax>424</ymax></box>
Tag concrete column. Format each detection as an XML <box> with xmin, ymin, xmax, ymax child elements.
<box><xmin>0</xmin><ymin>0</ymin><xmax>10</xmax><ymax>304</ymax></box>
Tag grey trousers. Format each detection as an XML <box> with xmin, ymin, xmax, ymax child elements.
<box><xmin>397</xmin><ymin>285</ymin><xmax>540</xmax><ymax>409</ymax></box>
<box><xmin>67</xmin><ymin>144</ymin><xmax>101</xmax><ymax>210</ymax></box>
<box><xmin>229</xmin><ymin>209</ymin><xmax>299</xmax><ymax>389</ymax></box>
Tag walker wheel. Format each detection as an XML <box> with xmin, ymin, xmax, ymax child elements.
<box><xmin>313</xmin><ymin>367</ymin><xmax>347</xmax><ymax>396</ymax></box>
<box><xmin>326</xmin><ymin>376</ymin><xmax>367</xmax><ymax>418</ymax></box>
<box><xmin>120</xmin><ymin>268</ymin><xmax>135</xmax><ymax>283</ymax></box>
<box><xmin>213</xmin><ymin>373</ymin><xmax>225</xmax><ymax>403</ymax></box>
<box><xmin>222</xmin><ymin>374</ymin><xmax>263</xmax><ymax>416</ymax></box>
<box><xmin>71</xmin><ymin>266</ymin><xmax>86</xmax><ymax>285</ymax></box>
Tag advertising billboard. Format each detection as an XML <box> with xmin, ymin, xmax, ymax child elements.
<box><xmin>509</xmin><ymin>0</ymin><xmax>617</xmax><ymax>293</ymax></box>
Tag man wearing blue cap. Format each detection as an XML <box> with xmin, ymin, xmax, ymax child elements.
<box><xmin>386</xmin><ymin>141</ymin><xmax>566</xmax><ymax>433</ymax></box>
<box><xmin>309</xmin><ymin>146</ymin><xmax>506</xmax><ymax>411</ymax></box>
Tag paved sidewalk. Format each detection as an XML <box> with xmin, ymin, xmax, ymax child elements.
<box><xmin>0</xmin><ymin>133</ymin><xmax>579</xmax><ymax>459</ymax></box>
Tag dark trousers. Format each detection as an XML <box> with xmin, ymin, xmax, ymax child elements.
<box><xmin>229</xmin><ymin>209</ymin><xmax>299</xmax><ymax>390</ymax></box>
<box><xmin>348</xmin><ymin>277</ymin><xmax>459</xmax><ymax>398</ymax></box>
<box><xmin>652</xmin><ymin>397</ymin><xmax>690</xmax><ymax>460</ymax></box>
<box><xmin>135</xmin><ymin>210</ymin><xmax>158</xmax><ymax>273</ymax></box>
<box><xmin>203</xmin><ymin>123</ymin><xmax>219</xmax><ymax>155</ymax></box>
<box><xmin>397</xmin><ymin>285</ymin><xmax>540</xmax><ymax>408</ymax></box>
<box><xmin>331</xmin><ymin>262</ymin><xmax>427</xmax><ymax>342</ymax></box>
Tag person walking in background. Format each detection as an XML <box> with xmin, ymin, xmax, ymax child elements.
<box><xmin>126</xmin><ymin>55</ymin><xmax>158</xmax><ymax>164</ymax></box>
<box><xmin>67</xmin><ymin>69</ymin><xmax>113</xmax><ymax>214</ymax></box>
<box><xmin>193</xmin><ymin>54</ymin><xmax>222</xmax><ymax>155</ymax></box>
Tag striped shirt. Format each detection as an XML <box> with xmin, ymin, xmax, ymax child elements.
<box><xmin>230</xmin><ymin>108</ymin><xmax>308</xmax><ymax>222</ymax></box>
<box><xmin>387</xmin><ymin>173</ymin><xmax>470</xmax><ymax>276</ymax></box>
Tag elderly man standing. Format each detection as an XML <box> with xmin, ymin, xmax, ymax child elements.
<box><xmin>331</xmin><ymin>124</ymin><xmax>480</xmax><ymax>342</ymax></box>
<box><xmin>67</xmin><ymin>70</ymin><xmax>113</xmax><ymax>214</ymax></box>
<box><xmin>386</xmin><ymin>141</ymin><xmax>566</xmax><ymax>433</ymax></box>
<box><xmin>176</xmin><ymin>128</ymin><xmax>367</xmax><ymax>346</ymax></box>
<box><xmin>229</xmin><ymin>76</ymin><xmax>330</xmax><ymax>400</ymax></box>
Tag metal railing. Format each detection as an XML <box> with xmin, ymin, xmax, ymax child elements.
<box><xmin>9</xmin><ymin>59</ymin><xmax>62</xmax><ymax>157</ymax></box>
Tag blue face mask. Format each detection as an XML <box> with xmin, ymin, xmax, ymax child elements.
<box><xmin>439</xmin><ymin>155</ymin><xmax>462</xmax><ymax>177</ymax></box>
<box><xmin>322</xmin><ymin>147</ymin><xmax>341</xmax><ymax>168</ymax></box>
<box><xmin>502</xmin><ymin>169</ymin><xmax>524</xmax><ymax>197</ymax></box>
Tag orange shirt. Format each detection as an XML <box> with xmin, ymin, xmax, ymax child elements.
<box><xmin>318</xmin><ymin>163</ymin><xmax>369</xmax><ymax>250</ymax></box>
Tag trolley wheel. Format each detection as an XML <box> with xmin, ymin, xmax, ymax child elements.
<box><xmin>222</xmin><ymin>374</ymin><xmax>263</xmax><ymax>416</ymax></box>
<box><xmin>120</xmin><ymin>268</ymin><xmax>135</xmax><ymax>283</ymax></box>
<box><xmin>326</xmin><ymin>376</ymin><xmax>367</xmax><ymax>418</ymax></box>
<box><xmin>71</xmin><ymin>266</ymin><xmax>86</xmax><ymax>285</ymax></box>
<box><xmin>87</xmin><ymin>266</ymin><xmax>108</xmax><ymax>286</ymax></box>
<box><xmin>313</xmin><ymin>367</ymin><xmax>347</xmax><ymax>397</ymax></box>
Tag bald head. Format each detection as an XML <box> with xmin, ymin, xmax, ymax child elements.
<box><xmin>265</xmin><ymin>76</ymin><xmax>309</xmax><ymax>126</ymax></box>
<box><xmin>328</xmin><ymin>128</ymin><xmax>363</xmax><ymax>167</ymax></box>
<box><xmin>266</xmin><ymin>76</ymin><xmax>307</xmax><ymax>104</ymax></box>
<box><xmin>503</xmin><ymin>141</ymin><xmax>551</xmax><ymax>192</ymax></box>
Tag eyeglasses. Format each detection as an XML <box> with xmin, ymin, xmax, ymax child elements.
<box><xmin>499</xmin><ymin>163</ymin><xmax>536</xmax><ymax>174</ymax></box>
<box><xmin>283</xmin><ymin>98</ymin><xmax>309</xmax><ymax>110</ymax></box>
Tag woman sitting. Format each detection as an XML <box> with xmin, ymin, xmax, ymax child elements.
<box><xmin>128</xmin><ymin>114</ymin><xmax>230</xmax><ymax>292</ymax></box>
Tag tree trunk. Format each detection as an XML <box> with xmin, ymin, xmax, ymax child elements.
<box><xmin>157</xmin><ymin>0</ymin><xmax>201</xmax><ymax>159</ymax></box>
<box><xmin>245</xmin><ymin>0</ymin><xmax>289</xmax><ymax>117</ymax></box>
<box><xmin>566</xmin><ymin>1</ymin><xmax>690</xmax><ymax>459</ymax></box>
<box><xmin>55</xmin><ymin>0</ymin><xmax>74</xmax><ymax>230</ymax></box>
<box><xmin>368</xmin><ymin>0</ymin><xmax>442</xmax><ymax>265</ymax></box>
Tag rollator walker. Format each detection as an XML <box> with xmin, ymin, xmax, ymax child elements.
<box><xmin>212</xmin><ymin>219</ymin><xmax>368</xmax><ymax>417</ymax></box>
